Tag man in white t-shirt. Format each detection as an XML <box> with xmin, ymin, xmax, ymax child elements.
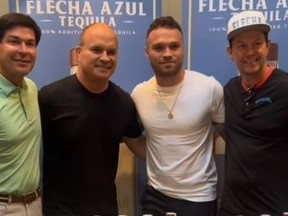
<box><xmin>132</xmin><ymin>16</ymin><xmax>225</xmax><ymax>216</ymax></box>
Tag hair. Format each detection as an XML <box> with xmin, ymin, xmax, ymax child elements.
<box><xmin>0</xmin><ymin>13</ymin><xmax>41</xmax><ymax>45</ymax></box>
<box><xmin>228</xmin><ymin>32</ymin><xmax>269</xmax><ymax>48</ymax></box>
<box><xmin>146</xmin><ymin>16</ymin><xmax>183</xmax><ymax>39</ymax></box>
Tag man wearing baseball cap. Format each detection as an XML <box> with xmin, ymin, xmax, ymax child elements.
<box><xmin>219</xmin><ymin>10</ymin><xmax>288</xmax><ymax>215</ymax></box>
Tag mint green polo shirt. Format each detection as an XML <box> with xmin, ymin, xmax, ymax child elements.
<box><xmin>0</xmin><ymin>74</ymin><xmax>41</xmax><ymax>195</ymax></box>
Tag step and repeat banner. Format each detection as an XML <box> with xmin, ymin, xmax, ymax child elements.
<box><xmin>10</xmin><ymin>0</ymin><xmax>161</xmax><ymax>92</ymax></box>
<box><xmin>182</xmin><ymin>0</ymin><xmax>288</xmax><ymax>85</ymax></box>
<box><xmin>9</xmin><ymin>1</ymin><xmax>161</xmax><ymax>215</ymax></box>
<box><xmin>181</xmin><ymin>0</ymin><xmax>288</xmax><ymax>201</ymax></box>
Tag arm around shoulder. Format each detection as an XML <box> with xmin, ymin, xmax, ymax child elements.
<box><xmin>122</xmin><ymin>135</ymin><xmax>146</xmax><ymax>160</ymax></box>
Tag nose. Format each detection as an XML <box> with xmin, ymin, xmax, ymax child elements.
<box><xmin>18</xmin><ymin>42</ymin><xmax>28</xmax><ymax>53</ymax></box>
<box><xmin>246</xmin><ymin>45</ymin><xmax>257</xmax><ymax>55</ymax></box>
<box><xmin>163</xmin><ymin>47</ymin><xmax>172</xmax><ymax>59</ymax></box>
<box><xmin>100</xmin><ymin>51</ymin><xmax>109</xmax><ymax>62</ymax></box>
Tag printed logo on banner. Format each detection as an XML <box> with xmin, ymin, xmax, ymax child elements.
<box><xmin>9</xmin><ymin>0</ymin><xmax>160</xmax><ymax>91</ymax></box>
<box><xmin>182</xmin><ymin>0</ymin><xmax>288</xmax><ymax>85</ymax></box>
<box><xmin>12</xmin><ymin>1</ymin><xmax>152</xmax><ymax>36</ymax></box>
<box><xmin>198</xmin><ymin>0</ymin><xmax>288</xmax><ymax>34</ymax></box>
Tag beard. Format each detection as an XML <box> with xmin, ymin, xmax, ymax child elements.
<box><xmin>150</xmin><ymin>61</ymin><xmax>183</xmax><ymax>78</ymax></box>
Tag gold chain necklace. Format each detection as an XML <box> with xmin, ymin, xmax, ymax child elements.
<box><xmin>157</xmin><ymin>84</ymin><xmax>183</xmax><ymax>120</ymax></box>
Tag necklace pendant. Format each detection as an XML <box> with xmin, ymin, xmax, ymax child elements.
<box><xmin>168</xmin><ymin>112</ymin><xmax>173</xmax><ymax>119</ymax></box>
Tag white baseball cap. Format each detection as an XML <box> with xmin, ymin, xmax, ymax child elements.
<box><xmin>227</xmin><ymin>11</ymin><xmax>270</xmax><ymax>40</ymax></box>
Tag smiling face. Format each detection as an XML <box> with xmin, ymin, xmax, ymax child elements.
<box><xmin>145</xmin><ymin>27</ymin><xmax>184</xmax><ymax>86</ymax></box>
<box><xmin>227</xmin><ymin>30</ymin><xmax>270</xmax><ymax>78</ymax></box>
<box><xmin>76</xmin><ymin>24</ymin><xmax>118</xmax><ymax>90</ymax></box>
<box><xmin>0</xmin><ymin>26</ymin><xmax>37</xmax><ymax>86</ymax></box>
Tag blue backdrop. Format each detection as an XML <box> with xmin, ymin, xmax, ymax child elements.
<box><xmin>10</xmin><ymin>0</ymin><xmax>161</xmax><ymax>92</ymax></box>
<box><xmin>182</xmin><ymin>0</ymin><xmax>288</xmax><ymax>85</ymax></box>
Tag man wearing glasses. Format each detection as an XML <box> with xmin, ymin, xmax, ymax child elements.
<box><xmin>219</xmin><ymin>11</ymin><xmax>288</xmax><ymax>216</ymax></box>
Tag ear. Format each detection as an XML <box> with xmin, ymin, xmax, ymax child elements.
<box><xmin>266</xmin><ymin>39</ymin><xmax>271</xmax><ymax>49</ymax></box>
<box><xmin>75</xmin><ymin>46</ymin><xmax>81</xmax><ymax>61</ymax></box>
<box><xmin>227</xmin><ymin>46</ymin><xmax>234</xmax><ymax>61</ymax></box>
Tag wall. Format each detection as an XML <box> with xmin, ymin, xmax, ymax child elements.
<box><xmin>0</xmin><ymin>0</ymin><xmax>9</xmax><ymax>15</ymax></box>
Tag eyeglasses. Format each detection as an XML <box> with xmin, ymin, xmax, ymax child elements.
<box><xmin>242</xmin><ymin>87</ymin><xmax>256</xmax><ymax>116</ymax></box>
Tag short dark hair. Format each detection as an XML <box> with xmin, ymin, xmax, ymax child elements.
<box><xmin>146</xmin><ymin>16</ymin><xmax>182</xmax><ymax>39</ymax></box>
<box><xmin>0</xmin><ymin>13</ymin><xmax>41</xmax><ymax>45</ymax></box>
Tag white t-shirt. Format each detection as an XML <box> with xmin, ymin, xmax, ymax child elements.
<box><xmin>132</xmin><ymin>70</ymin><xmax>224</xmax><ymax>202</ymax></box>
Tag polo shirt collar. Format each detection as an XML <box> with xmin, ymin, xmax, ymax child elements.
<box><xmin>0</xmin><ymin>73</ymin><xmax>28</xmax><ymax>96</ymax></box>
